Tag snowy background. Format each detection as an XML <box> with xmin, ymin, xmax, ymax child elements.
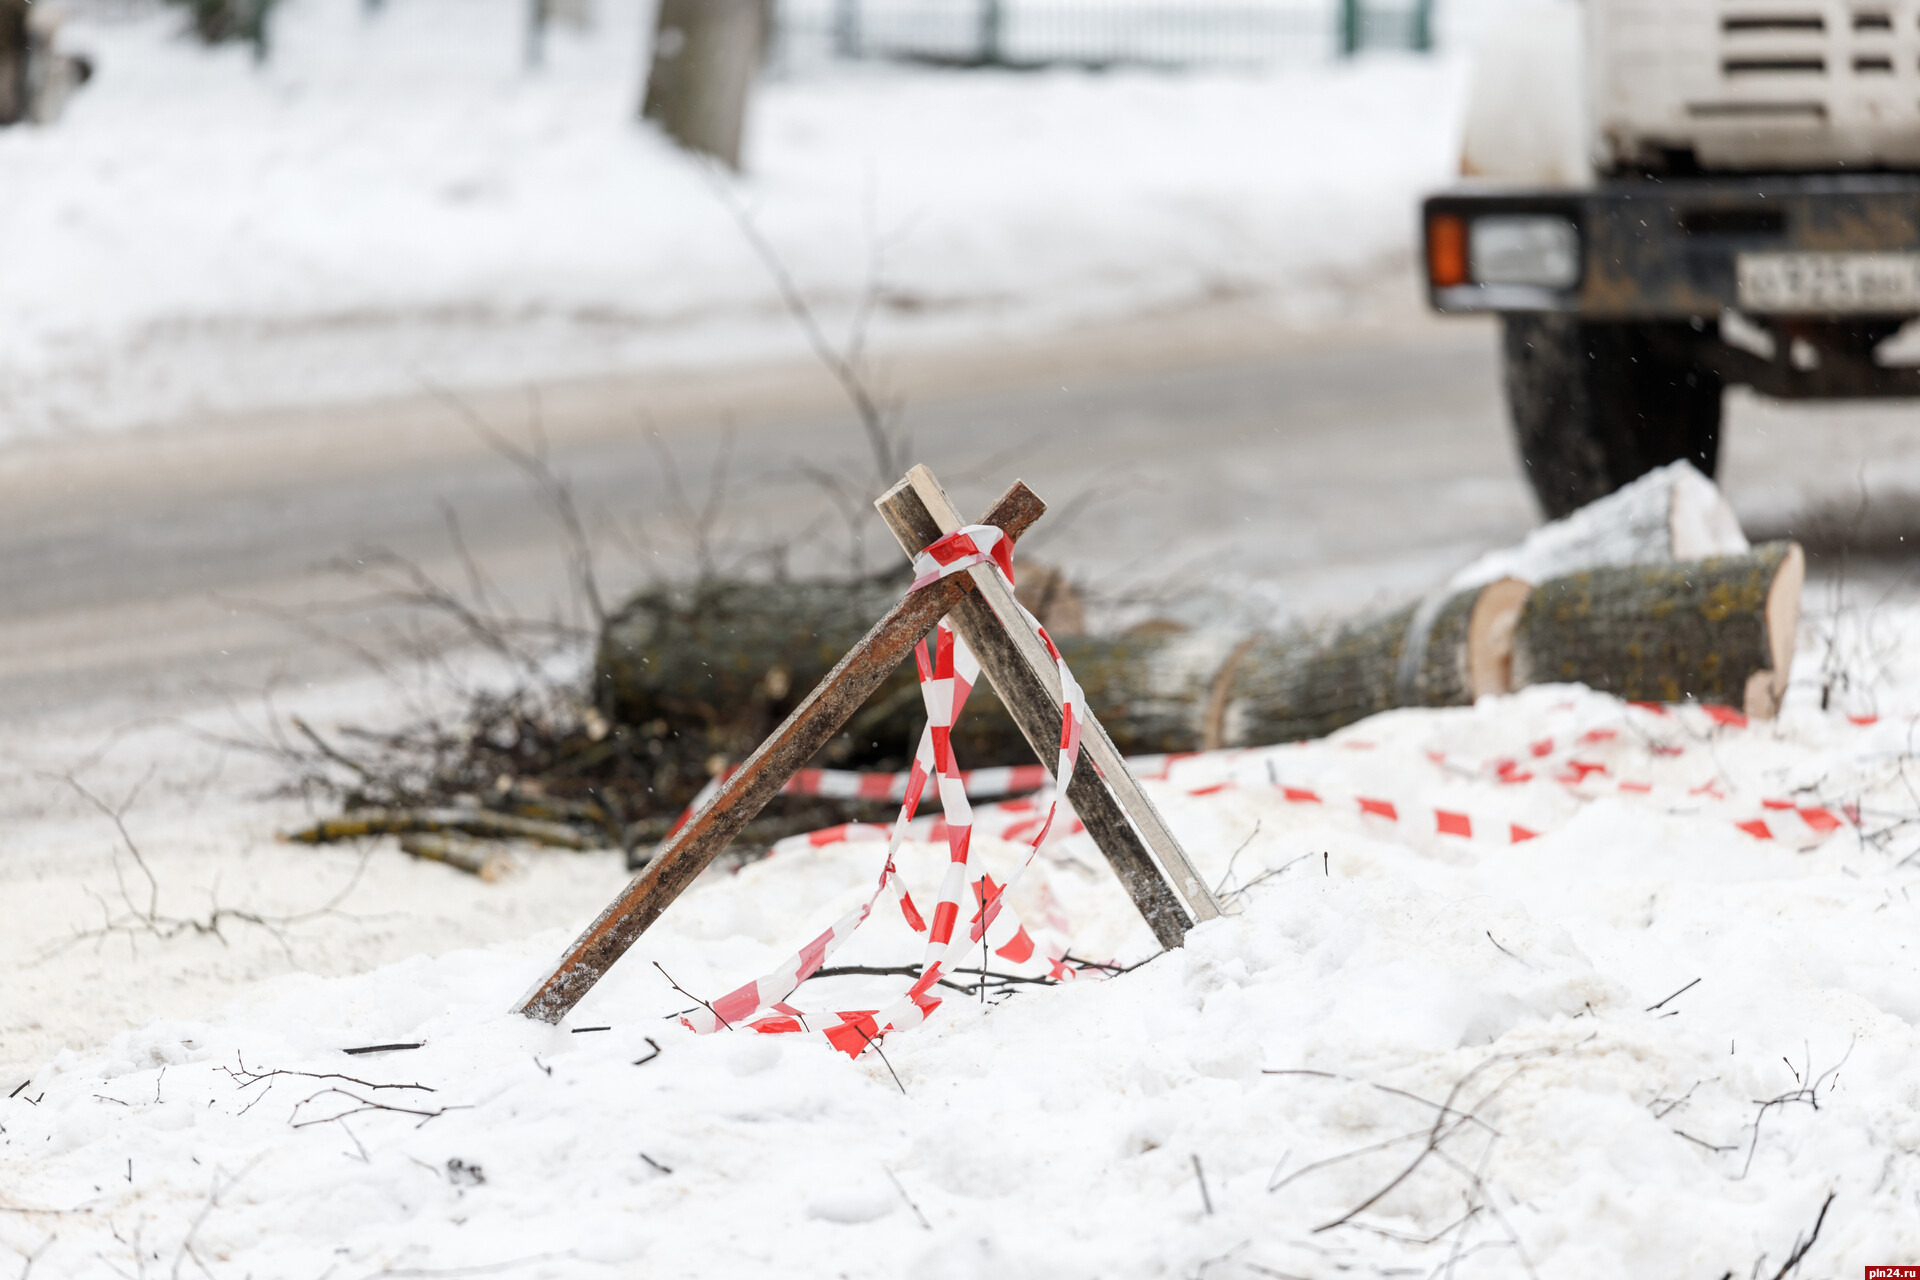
<box><xmin>16</xmin><ymin>2</ymin><xmax>1920</xmax><ymax>1277</ymax></box>
<box><xmin>6</xmin><ymin>655</ymin><xmax>1919</xmax><ymax>1278</ymax></box>
<box><xmin>0</xmin><ymin>0</ymin><xmax>1504</xmax><ymax>439</ymax></box>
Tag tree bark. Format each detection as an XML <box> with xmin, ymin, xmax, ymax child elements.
<box><xmin>596</xmin><ymin>563</ymin><xmax>1091</xmax><ymax>787</ymax></box>
<box><xmin>596</xmin><ymin>545</ymin><xmax>1801</xmax><ymax>777</ymax></box>
<box><xmin>1224</xmin><ymin>577</ymin><xmax>1529</xmax><ymax>744</ymax></box>
<box><xmin>641</xmin><ymin>0</ymin><xmax>768</xmax><ymax>169</ymax></box>
<box><xmin>1510</xmin><ymin>540</ymin><xmax>1803</xmax><ymax>717</ymax></box>
<box><xmin>596</xmin><ymin>577</ymin><xmax>1532</xmax><ymax>772</ymax></box>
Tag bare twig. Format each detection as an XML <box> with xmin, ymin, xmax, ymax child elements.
<box><xmin>11</xmin><ymin>1233</ymin><xmax>56</xmax><ymax>1280</ymax></box>
<box><xmin>1212</xmin><ymin>821</ymin><xmax>1263</xmax><ymax>897</ymax></box>
<box><xmin>170</xmin><ymin>1155</ymin><xmax>262</xmax><ymax>1280</ymax></box>
<box><xmin>647</xmin><ymin>426</ymin><xmax>738</xmax><ymax>582</ymax></box>
<box><xmin>48</xmin><ymin>773</ymin><xmax>372</xmax><ymax>961</ymax></box>
<box><xmin>852</xmin><ymin>1024</ymin><xmax>906</xmax><ymax>1095</ymax></box>
<box><xmin>1767</xmin><ymin>1190</ymin><xmax>1834</xmax><ymax>1280</ymax></box>
<box><xmin>704</xmin><ymin>169</ymin><xmax>904</xmax><ymax>491</ymax></box>
<box><xmin>290</xmin><ymin>1088</ymin><xmax>469</xmax><ymax>1130</ymax></box>
<box><xmin>809</xmin><ymin>963</ymin><xmax>1056</xmax><ymax>996</ymax></box>
<box><xmin>1262</xmin><ymin>1044</ymin><xmax>1571</xmax><ymax>1279</ymax></box>
<box><xmin>1738</xmin><ymin>1040</ymin><xmax>1854</xmax><ymax>1180</ymax></box>
<box><xmin>220</xmin><ymin>1054</ymin><xmax>435</xmax><ymax>1095</ymax></box>
<box><xmin>1646</xmin><ymin>977</ymin><xmax>1701</xmax><ymax>1011</ymax></box>
<box><xmin>653</xmin><ymin>962</ymin><xmax>730</xmax><ymax>1030</ymax></box>
<box><xmin>425</xmin><ymin>383</ymin><xmax>606</xmax><ymax>630</ymax></box>
<box><xmin>885</xmin><ymin>1167</ymin><xmax>932</xmax><ymax>1230</ymax></box>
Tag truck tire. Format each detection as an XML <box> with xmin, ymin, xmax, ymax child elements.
<box><xmin>1501</xmin><ymin>314</ymin><xmax>1722</xmax><ymax>520</ymax></box>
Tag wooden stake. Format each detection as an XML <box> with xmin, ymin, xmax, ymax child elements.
<box><xmin>514</xmin><ymin>481</ymin><xmax>1048</xmax><ymax>1023</ymax></box>
<box><xmin>874</xmin><ymin>466</ymin><xmax>1221</xmax><ymax>942</ymax></box>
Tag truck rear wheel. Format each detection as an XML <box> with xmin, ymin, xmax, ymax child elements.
<box><xmin>1501</xmin><ymin>314</ymin><xmax>1722</xmax><ymax>519</ymax></box>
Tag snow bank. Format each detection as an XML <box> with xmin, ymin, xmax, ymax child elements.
<box><xmin>0</xmin><ymin>0</ymin><xmax>1466</xmax><ymax>437</ymax></box>
<box><xmin>10</xmin><ymin>639</ymin><xmax>1920</xmax><ymax>1274</ymax></box>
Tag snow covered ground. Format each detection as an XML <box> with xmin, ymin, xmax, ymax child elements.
<box><xmin>17</xmin><ymin>3</ymin><xmax>1920</xmax><ymax>1273</ymax></box>
<box><xmin>7</xmin><ymin>598</ymin><xmax>1920</xmax><ymax>1276</ymax></box>
<box><xmin>1</xmin><ymin>0</ymin><xmax>1469</xmax><ymax>438</ymax></box>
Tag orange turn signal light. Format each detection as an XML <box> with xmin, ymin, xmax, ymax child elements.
<box><xmin>1427</xmin><ymin>214</ymin><xmax>1468</xmax><ymax>288</ymax></box>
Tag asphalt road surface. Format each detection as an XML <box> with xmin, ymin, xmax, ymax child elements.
<box><xmin>4</xmin><ymin>305</ymin><xmax>1917</xmax><ymax>731</ymax></box>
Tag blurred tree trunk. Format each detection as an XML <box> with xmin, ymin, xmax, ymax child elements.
<box><xmin>0</xmin><ymin>0</ymin><xmax>28</xmax><ymax>127</ymax></box>
<box><xmin>168</xmin><ymin>0</ymin><xmax>275</xmax><ymax>59</ymax></box>
<box><xmin>641</xmin><ymin>0</ymin><xmax>769</xmax><ymax>169</ymax></box>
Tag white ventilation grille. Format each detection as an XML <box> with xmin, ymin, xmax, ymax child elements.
<box><xmin>1592</xmin><ymin>0</ymin><xmax>1920</xmax><ymax>170</ymax></box>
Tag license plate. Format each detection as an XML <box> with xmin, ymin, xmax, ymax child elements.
<box><xmin>1737</xmin><ymin>251</ymin><xmax>1920</xmax><ymax>313</ymax></box>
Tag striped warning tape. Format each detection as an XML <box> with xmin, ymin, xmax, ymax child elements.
<box><xmin>1243</xmin><ymin>773</ymin><xmax>1840</xmax><ymax>850</ymax></box>
<box><xmin>667</xmin><ymin>762</ymin><xmax>1053</xmax><ymax>838</ymax></box>
<box><xmin>1143</xmin><ymin>700</ymin><xmax>1850</xmax><ymax>851</ymax></box>
<box><xmin>680</xmin><ymin>525</ymin><xmax>1086</xmax><ymax>1057</ymax></box>
<box><xmin>689</xmin><ymin>666</ymin><xmax>1860</xmax><ymax>1055</ymax></box>
<box><xmin>761</xmin><ymin>697</ymin><xmax>1855</xmax><ymax>869</ymax></box>
<box><xmin>1429</xmin><ymin>702</ymin><xmax>1849</xmax><ymax>847</ymax></box>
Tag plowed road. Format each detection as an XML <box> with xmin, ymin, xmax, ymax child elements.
<box><xmin>1</xmin><ymin>307</ymin><xmax>1913</xmax><ymax>729</ymax></box>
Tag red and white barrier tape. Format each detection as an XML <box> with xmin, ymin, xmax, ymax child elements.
<box><xmin>681</xmin><ymin>526</ymin><xmax>1086</xmax><ymax>1056</ymax></box>
<box><xmin>1144</xmin><ymin>699</ymin><xmax>1849</xmax><ymax>851</ymax></box>
<box><xmin>667</xmin><ymin>762</ymin><xmax>1053</xmax><ymax>838</ymax></box>
<box><xmin>1433</xmin><ymin>702</ymin><xmax>1847</xmax><ymax>847</ymax></box>
<box><xmin>681</xmin><ymin>643</ymin><xmax>1860</xmax><ymax>1055</ymax></box>
<box><xmin>754</xmin><ymin>699</ymin><xmax>1849</xmax><ymax>888</ymax></box>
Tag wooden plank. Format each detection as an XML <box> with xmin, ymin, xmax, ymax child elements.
<box><xmin>890</xmin><ymin>466</ymin><xmax>1221</xmax><ymax>922</ymax></box>
<box><xmin>874</xmin><ymin>470</ymin><xmax>1214</xmax><ymax>948</ymax></box>
<box><xmin>515</xmin><ymin>481</ymin><xmax>1049</xmax><ymax>1023</ymax></box>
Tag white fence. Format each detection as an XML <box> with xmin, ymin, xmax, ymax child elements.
<box><xmin>771</xmin><ymin>0</ymin><xmax>1439</xmax><ymax>70</ymax></box>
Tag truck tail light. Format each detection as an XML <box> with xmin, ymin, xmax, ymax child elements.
<box><xmin>1428</xmin><ymin>214</ymin><xmax>1468</xmax><ymax>287</ymax></box>
<box><xmin>1469</xmin><ymin>216</ymin><xmax>1581</xmax><ymax>288</ymax></box>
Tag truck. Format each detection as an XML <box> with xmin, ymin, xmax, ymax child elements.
<box><xmin>1424</xmin><ymin>0</ymin><xmax>1920</xmax><ymax>517</ymax></box>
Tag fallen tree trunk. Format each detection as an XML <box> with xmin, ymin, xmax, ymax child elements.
<box><xmin>1220</xmin><ymin>576</ymin><xmax>1531</xmax><ymax>744</ymax></box>
<box><xmin>596</xmin><ymin>543</ymin><xmax>1802</xmax><ymax>774</ymax></box>
<box><xmin>595</xmin><ymin>565</ymin><xmax>1088</xmax><ymax>792</ymax></box>
<box><xmin>1509</xmin><ymin>540</ymin><xmax>1803</xmax><ymax>718</ymax></box>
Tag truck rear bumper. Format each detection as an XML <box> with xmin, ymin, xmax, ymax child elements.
<box><xmin>1425</xmin><ymin>174</ymin><xmax>1920</xmax><ymax>321</ymax></box>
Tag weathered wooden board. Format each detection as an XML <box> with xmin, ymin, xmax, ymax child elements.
<box><xmin>515</xmin><ymin>481</ymin><xmax>1047</xmax><ymax>1023</ymax></box>
<box><xmin>874</xmin><ymin>465</ymin><xmax>1219</xmax><ymax>939</ymax></box>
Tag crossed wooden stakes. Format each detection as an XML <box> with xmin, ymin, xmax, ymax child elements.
<box><xmin>515</xmin><ymin>465</ymin><xmax>1222</xmax><ymax>1024</ymax></box>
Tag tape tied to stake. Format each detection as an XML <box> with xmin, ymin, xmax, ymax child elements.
<box><xmin>910</xmin><ymin>524</ymin><xmax>1016</xmax><ymax>591</ymax></box>
<box><xmin>679</xmin><ymin>533</ymin><xmax>1085</xmax><ymax>1056</ymax></box>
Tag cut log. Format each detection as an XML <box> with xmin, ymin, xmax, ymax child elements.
<box><xmin>1509</xmin><ymin>541</ymin><xmax>1803</xmax><ymax>718</ymax></box>
<box><xmin>596</xmin><ymin>576</ymin><xmax>919</xmax><ymax>811</ymax></box>
<box><xmin>400</xmin><ymin>834</ymin><xmax>519</xmax><ymax>882</ymax></box>
<box><xmin>595</xmin><ymin>537</ymin><xmax>1803</xmax><ymax>799</ymax></box>
<box><xmin>281</xmin><ymin>807</ymin><xmax>594</xmax><ymax>850</ymax></box>
<box><xmin>1452</xmin><ymin>459</ymin><xmax>1748</xmax><ymax>591</ymax></box>
<box><xmin>598</xmin><ymin>575</ymin><xmax>1533</xmax><ymax>773</ymax></box>
<box><xmin>1222</xmin><ymin>577</ymin><xmax>1528</xmax><ymax>745</ymax></box>
<box><xmin>641</xmin><ymin>0</ymin><xmax>768</xmax><ymax>169</ymax></box>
